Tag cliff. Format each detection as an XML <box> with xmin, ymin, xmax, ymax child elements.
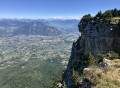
<box><xmin>62</xmin><ymin>18</ymin><xmax>120</xmax><ymax>88</ymax></box>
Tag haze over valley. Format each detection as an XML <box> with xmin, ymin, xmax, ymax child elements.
<box><xmin>0</xmin><ymin>18</ymin><xmax>79</xmax><ymax>88</ymax></box>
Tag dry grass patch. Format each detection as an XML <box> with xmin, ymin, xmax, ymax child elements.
<box><xmin>83</xmin><ymin>59</ymin><xmax>120</xmax><ymax>88</ymax></box>
<box><xmin>112</xmin><ymin>17</ymin><xmax>120</xmax><ymax>20</ymax></box>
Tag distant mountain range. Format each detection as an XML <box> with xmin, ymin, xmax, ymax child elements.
<box><xmin>0</xmin><ymin>19</ymin><xmax>80</xmax><ymax>37</ymax></box>
<box><xmin>0</xmin><ymin>19</ymin><xmax>61</xmax><ymax>36</ymax></box>
<box><xmin>48</xmin><ymin>19</ymin><xmax>80</xmax><ymax>33</ymax></box>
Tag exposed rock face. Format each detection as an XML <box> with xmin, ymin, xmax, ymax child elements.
<box><xmin>63</xmin><ymin>18</ymin><xmax>120</xmax><ymax>88</ymax></box>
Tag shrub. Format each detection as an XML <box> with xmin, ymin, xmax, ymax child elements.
<box><xmin>72</xmin><ymin>68</ymin><xmax>82</xmax><ymax>86</ymax></box>
<box><xmin>109</xmin><ymin>51</ymin><xmax>119</xmax><ymax>59</ymax></box>
<box><xmin>97</xmin><ymin>54</ymin><xmax>109</xmax><ymax>60</ymax></box>
<box><xmin>62</xmin><ymin>81</ymin><xmax>67</xmax><ymax>88</ymax></box>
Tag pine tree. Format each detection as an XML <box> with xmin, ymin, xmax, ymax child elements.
<box><xmin>118</xmin><ymin>10</ymin><xmax>120</xmax><ymax>17</ymax></box>
<box><xmin>82</xmin><ymin>14</ymin><xmax>92</xmax><ymax>18</ymax></box>
<box><xmin>95</xmin><ymin>11</ymin><xmax>103</xmax><ymax>19</ymax></box>
<box><xmin>113</xmin><ymin>8</ymin><xmax>119</xmax><ymax>17</ymax></box>
<box><xmin>87</xmin><ymin>53</ymin><xmax>98</xmax><ymax>66</ymax></box>
<box><xmin>102</xmin><ymin>10</ymin><xmax>113</xmax><ymax>20</ymax></box>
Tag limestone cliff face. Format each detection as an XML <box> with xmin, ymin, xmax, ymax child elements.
<box><xmin>63</xmin><ymin>18</ymin><xmax>120</xmax><ymax>88</ymax></box>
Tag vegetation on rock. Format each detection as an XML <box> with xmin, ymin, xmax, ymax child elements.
<box><xmin>62</xmin><ymin>81</ymin><xmax>67</xmax><ymax>88</ymax></box>
<box><xmin>98</xmin><ymin>51</ymin><xmax>120</xmax><ymax>60</ymax></box>
<box><xmin>71</xmin><ymin>68</ymin><xmax>82</xmax><ymax>86</ymax></box>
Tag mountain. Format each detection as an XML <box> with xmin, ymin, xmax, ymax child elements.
<box><xmin>0</xmin><ymin>19</ymin><xmax>61</xmax><ymax>36</ymax></box>
<box><xmin>0</xmin><ymin>19</ymin><xmax>80</xmax><ymax>37</ymax></box>
<box><xmin>48</xmin><ymin>19</ymin><xmax>80</xmax><ymax>33</ymax></box>
<box><xmin>61</xmin><ymin>17</ymin><xmax>120</xmax><ymax>87</ymax></box>
<box><xmin>13</xmin><ymin>23</ymin><xmax>61</xmax><ymax>36</ymax></box>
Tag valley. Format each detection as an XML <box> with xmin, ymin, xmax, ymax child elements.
<box><xmin>0</xmin><ymin>33</ymin><xmax>79</xmax><ymax>88</ymax></box>
<box><xmin>0</xmin><ymin>18</ymin><xmax>80</xmax><ymax>88</ymax></box>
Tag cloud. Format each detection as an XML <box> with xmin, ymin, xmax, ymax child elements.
<box><xmin>50</xmin><ymin>16</ymin><xmax>81</xmax><ymax>20</ymax></box>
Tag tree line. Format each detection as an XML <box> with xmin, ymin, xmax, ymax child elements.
<box><xmin>82</xmin><ymin>8</ymin><xmax>120</xmax><ymax>20</ymax></box>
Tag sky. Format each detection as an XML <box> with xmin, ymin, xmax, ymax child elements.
<box><xmin>0</xmin><ymin>0</ymin><xmax>120</xmax><ymax>19</ymax></box>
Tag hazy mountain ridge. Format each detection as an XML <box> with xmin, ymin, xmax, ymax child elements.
<box><xmin>0</xmin><ymin>19</ymin><xmax>61</xmax><ymax>36</ymax></box>
<box><xmin>48</xmin><ymin>19</ymin><xmax>80</xmax><ymax>33</ymax></box>
<box><xmin>0</xmin><ymin>19</ymin><xmax>80</xmax><ymax>37</ymax></box>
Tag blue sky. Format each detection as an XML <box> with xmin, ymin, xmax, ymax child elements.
<box><xmin>0</xmin><ymin>0</ymin><xmax>120</xmax><ymax>19</ymax></box>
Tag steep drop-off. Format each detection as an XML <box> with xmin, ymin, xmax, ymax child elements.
<box><xmin>63</xmin><ymin>18</ymin><xmax>120</xmax><ymax>88</ymax></box>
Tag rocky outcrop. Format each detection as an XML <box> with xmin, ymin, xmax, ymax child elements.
<box><xmin>63</xmin><ymin>18</ymin><xmax>120</xmax><ymax>88</ymax></box>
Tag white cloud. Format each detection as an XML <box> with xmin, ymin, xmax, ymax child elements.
<box><xmin>49</xmin><ymin>16</ymin><xmax>81</xmax><ymax>20</ymax></box>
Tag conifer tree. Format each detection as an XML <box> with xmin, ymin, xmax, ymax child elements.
<box><xmin>95</xmin><ymin>11</ymin><xmax>103</xmax><ymax>19</ymax></box>
<box><xmin>113</xmin><ymin>8</ymin><xmax>119</xmax><ymax>17</ymax></box>
<box><xmin>102</xmin><ymin>10</ymin><xmax>112</xmax><ymax>20</ymax></box>
<box><xmin>87</xmin><ymin>53</ymin><xmax>98</xmax><ymax>66</ymax></box>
